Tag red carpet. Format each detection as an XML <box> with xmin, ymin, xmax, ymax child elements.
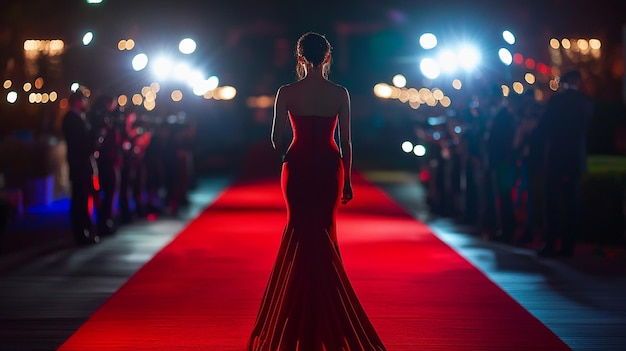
<box><xmin>59</xmin><ymin>151</ymin><xmax>572</xmax><ymax>350</ymax></box>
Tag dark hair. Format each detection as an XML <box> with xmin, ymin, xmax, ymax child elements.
<box><xmin>68</xmin><ymin>91</ymin><xmax>85</xmax><ymax>105</ymax></box>
<box><xmin>296</xmin><ymin>32</ymin><xmax>332</xmax><ymax>80</ymax></box>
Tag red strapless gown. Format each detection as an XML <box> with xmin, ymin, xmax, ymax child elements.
<box><xmin>249</xmin><ymin>115</ymin><xmax>386</xmax><ymax>351</ymax></box>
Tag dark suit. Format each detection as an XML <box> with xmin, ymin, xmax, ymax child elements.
<box><xmin>487</xmin><ymin>106</ymin><xmax>518</xmax><ymax>242</ymax></box>
<box><xmin>90</xmin><ymin>110</ymin><xmax>120</xmax><ymax>235</ymax></box>
<box><xmin>541</xmin><ymin>87</ymin><xmax>593</xmax><ymax>254</ymax></box>
<box><xmin>63</xmin><ymin>109</ymin><xmax>97</xmax><ymax>244</ymax></box>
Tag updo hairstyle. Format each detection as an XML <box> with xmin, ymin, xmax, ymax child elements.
<box><xmin>296</xmin><ymin>32</ymin><xmax>332</xmax><ymax>80</ymax></box>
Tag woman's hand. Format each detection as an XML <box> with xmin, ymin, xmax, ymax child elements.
<box><xmin>341</xmin><ymin>183</ymin><xmax>353</xmax><ymax>205</ymax></box>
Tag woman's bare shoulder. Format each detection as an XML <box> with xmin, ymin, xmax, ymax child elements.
<box><xmin>328</xmin><ymin>81</ymin><xmax>349</xmax><ymax>98</ymax></box>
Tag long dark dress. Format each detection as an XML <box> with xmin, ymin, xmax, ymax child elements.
<box><xmin>249</xmin><ymin>114</ymin><xmax>386</xmax><ymax>351</ymax></box>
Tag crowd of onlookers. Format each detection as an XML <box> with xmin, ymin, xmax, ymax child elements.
<box><xmin>423</xmin><ymin>70</ymin><xmax>594</xmax><ymax>257</ymax></box>
<box><xmin>62</xmin><ymin>91</ymin><xmax>196</xmax><ymax>245</ymax></box>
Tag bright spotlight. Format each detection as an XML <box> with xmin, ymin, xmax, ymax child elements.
<box><xmin>413</xmin><ymin>144</ymin><xmax>426</xmax><ymax>157</ymax></box>
<box><xmin>498</xmin><ymin>48</ymin><xmax>513</xmax><ymax>65</ymax></box>
<box><xmin>392</xmin><ymin>74</ymin><xmax>406</xmax><ymax>88</ymax></box>
<box><xmin>70</xmin><ymin>82</ymin><xmax>80</xmax><ymax>92</ymax></box>
<box><xmin>457</xmin><ymin>45</ymin><xmax>481</xmax><ymax>71</ymax></box>
<box><xmin>192</xmin><ymin>76</ymin><xmax>219</xmax><ymax>97</ymax></box>
<box><xmin>192</xmin><ymin>82</ymin><xmax>210</xmax><ymax>96</ymax></box>
<box><xmin>419</xmin><ymin>58</ymin><xmax>440</xmax><ymax>80</ymax></box>
<box><xmin>401</xmin><ymin>141</ymin><xmax>414</xmax><ymax>153</ymax></box>
<box><xmin>173</xmin><ymin>63</ymin><xmax>191</xmax><ymax>81</ymax></box>
<box><xmin>152</xmin><ymin>57</ymin><xmax>173</xmax><ymax>79</ymax></box>
<box><xmin>132</xmin><ymin>53</ymin><xmax>149</xmax><ymax>71</ymax></box>
<box><xmin>438</xmin><ymin>50</ymin><xmax>458</xmax><ymax>73</ymax></box>
<box><xmin>419</xmin><ymin>33</ymin><xmax>437</xmax><ymax>50</ymax></box>
<box><xmin>7</xmin><ymin>91</ymin><xmax>18</xmax><ymax>104</ymax></box>
<box><xmin>82</xmin><ymin>32</ymin><xmax>94</xmax><ymax>46</ymax></box>
<box><xmin>187</xmin><ymin>70</ymin><xmax>205</xmax><ymax>87</ymax></box>
<box><xmin>206</xmin><ymin>76</ymin><xmax>219</xmax><ymax>90</ymax></box>
<box><xmin>502</xmin><ymin>30</ymin><xmax>515</xmax><ymax>45</ymax></box>
<box><xmin>179</xmin><ymin>38</ymin><xmax>197</xmax><ymax>54</ymax></box>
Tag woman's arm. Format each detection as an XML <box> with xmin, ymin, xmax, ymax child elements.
<box><xmin>271</xmin><ymin>86</ymin><xmax>289</xmax><ymax>153</ymax></box>
<box><xmin>338</xmin><ymin>87</ymin><xmax>353</xmax><ymax>204</ymax></box>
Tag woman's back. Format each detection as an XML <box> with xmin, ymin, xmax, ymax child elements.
<box><xmin>250</xmin><ymin>31</ymin><xmax>384</xmax><ymax>351</ymax></box>
<box><xmin>281</xmin><ymin>79</ymin><xmax>345</xmax><ymax>118</ymax></box>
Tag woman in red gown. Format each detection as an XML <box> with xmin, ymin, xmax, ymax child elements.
<box><xmin>248</xmin><ymin>32</ymin><xmax>386</xmax><ymax>351</ymax></box>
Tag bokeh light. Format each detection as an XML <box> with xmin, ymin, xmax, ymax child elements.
<box><xmin>589</xmin><ymin>39</ymin><xmax>601</xmax><ymax>50</ymax></box>
<box><xmin>525</xmin><ymin>73</ymin><xmax>536</xmax><ymax>85</ymax></box>
<box><xmin>82</xmin><ymin>32</ymin><xmax>94</xmax><ymax>46</ymax></box>
<box><xmin>35</xmin><ymin>77</ymin><xmax>44</xmax><ymax>89</ymax></box>
<box><xmin>498</xmin><ymin>48</ymin><xmax>512</xmax><ymax>65</ymax></box>
<box><xmin>452</xmin><ymin>79</ymin><xmax>462</xmax><ymax>90</ymax></box>
<box><xmin>549</xmin><ymin>79</ymin><xmax>559</xmax><ymax>91</ymax></box>
<box><xmin>3</xmin><ymin>80</ymin><xmax>11</xmax><ymax>89</ymax></box>
<box><xmin>409</xmin><ymin>100</ymin><xmax>421</xmax><ymax>109</ymax></box>
<box><xmin>132</xmin><ymin>94</ymin><xmax>143</xmax><ymax>105</ymax></box>
<box><xmin>440</xmin><ymin>96</ymin><xmax>451</xmax><ymax>107</ymax></box>
<box><xmin>550</xmin><ymin>38</ymin><xmax>560</xmax><ymax>49</ymax></box>
<box><xmin>7</xmin><ymin>91</ymin><xmax>18</xmax><ymax>103</ymax></box>
<box><xmin>512</xmin><ymin>82</ymin><xmax>524</xmax><ymax>94</ymax></box>
<box><xmin>125</xmin><ymin>39</ymin><xmax>135</xmax><ymax>50</ymax></box>
<box><xmin>217</xmin><ymin>86</ymin><xmax>237</xmax><ymax>100</ymax></box>
<box><xmin>118</xmin><ymin>95</ymin><xmax>128</xmax><ymax>107</ymax></box>
<box><xmin>150</xmin><ymin>82</ymin><xmax>161</xmax><ymax>94</ymax></box>
<box><xmin>501</xmin><ymin>85</ymin><xmax>510</xmax><ymax>97</ymax></box>
<box><xmin>401</xmin><ymin>141</ymin><xmax>414</xmax><ymax>153</ymax></box>
<box><xmin>392</xmin><ymin>74</ymin><xmax>406</xmax><ymax>88</ymax></box>
<box><xmin>561</xmin><ymin>38</ymin><xmax>571</xmax><ymax>49</ymax></box>
<box><xmin>373</xmin><ymin>83</ymin><xmax>392</xmax><ymax>98</ymax></box>
<box><xmin>144</xmin><ymin>99</ymin><xmax>156</xmax><ymax>111</ymax></box>
<box><xmin>132</xmin><ymin>53</ymin><xmax>149</xmax><ymax>71</ymax></box>
<box><xmin>419</xmin><ymin>58</ymin><xmax>440</xmax><ymax>79</ymax></box>
<box><xmin>413</xmin><ymin>144</ymin><xmax>426</xmax><ymax>157</ymax></box>
<box><xmin>502</xmin><ymin>30</ymin><xmax>515</xmax><ymax>45</ymax></box>
<box><xmin>23</xmin><ymin>83</ymin><xmax>32</xmax><ymax>92</ymax></box>
<box><xmin>179</xmin><ymin>38</ymin><xmax>197</xmax><ymax>54</ymax></box>
<box><xmin>431</xmin><ymin>88</ymin><xmax>444</xmax><ymax>100</ymax></box>
<box><xmin>419</xmin><ymin>33</ymin><xmax>437</xmax><ymax>50</ymax></box>
<box><xmin>171</xmin><ymin>90</ymin><xmax>183</xmax><ymax>102</ymax></box>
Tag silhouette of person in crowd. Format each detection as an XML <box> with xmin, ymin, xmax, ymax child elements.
<box><xmin>89</xmin><ymin>94</ymin><xmax>121</xmax><ymax>236</ymax></box>
<box><xmin>62</xmin><ymin>91</ymin><xmax>99</xmax><ymax>245</ymax></box>
<box><xmin>512</xmin><ymin>89</ymin><xmax>544</xmax><ymax>245</ymax></box>
<box><xmin>538</xmin><ymin>70</ymin><xmax>593</xmax><ymax>257</ymax></box>
<box><xmin>487</xmin><ymin>94</ymin><xmax>521</xmax><ymax>244</ymax></box>
<box><xmin>119</xmin><ymin>107</ymin><xmax>151</xmax><ymax>223</ymax></box>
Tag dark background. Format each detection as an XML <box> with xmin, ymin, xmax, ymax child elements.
<box><xmin>1</xmin><ymin>0</ymin><xmax>624</xmax><ymax>171</ymax></box>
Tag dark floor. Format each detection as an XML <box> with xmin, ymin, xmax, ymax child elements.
<box><xmin>0</xmin><ymin>171</ymin><xmax>625</xmax><ymax>351</ymax></box>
